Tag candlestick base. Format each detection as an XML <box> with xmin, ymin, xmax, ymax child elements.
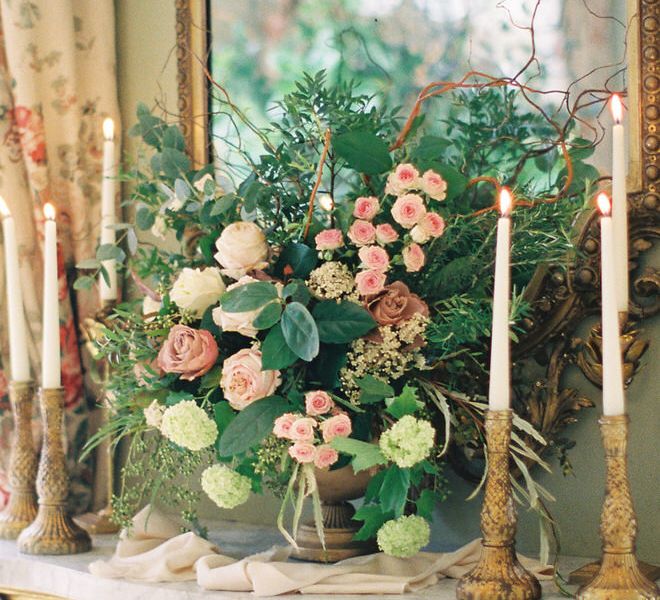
<box><xmin>576</xmin><ymin>416</ymin><xmax>659</xmax><ymax>600</ymax></box>
<box><xmin>16</xmin><ymin>388</ymin><xmax>91</xmax><ymax>555</ymax></box>
<box><xmin>456</xmin><ymin>410</ymin><xmax>541</xmax><ymax>600</ymax></box>
<box><xmin>0</xmin><ymin>381</ymin><xmax>38</xmax><ymax>540</ymax></box>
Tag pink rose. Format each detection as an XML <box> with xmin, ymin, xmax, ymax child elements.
<box><xmin>290</xmin><ymin>417</ymin><xmax>318</xmax><ymax>442</ymax></box>
<box><xmin>353</xmin><ymin>196</ymin><xmax>380</xmax><ymax>221</ymax></box>
<box><xmin>314</xmin><ymin>445</ymin><xmax>339</xmax><ymax>469</ymax></box>
<box><xmin>355</xmin><ymin>269</ymin><xmax>387</xmax><ymax>296</ymax></box>
<box><xmin>402</xmin><ymin>243</ymin><xmax>426</xmax><ymax>272</ymax></box>
<box><xmin>288</xmin><ymin>441</ymin><xmax>317</xmax><ymax>464</ymax></box>
<box><xmin>220</xmin><ymin>347</ymin><xmax>282</xmax><ymax>410</ymax></box>
<box><xmin>421</xmin><ymin>169</ymin><xmax>448</xmax><ymax>201</ymax></box>
<box><xmin>391</xmin><ymin>194</ymin><xmax>426</xmax><ymax>229</ymax></box>
<box><xmin>273</xmin><ymin>413</ymin><xmax>298</xmax><ymax>439</ymax></box>
<box><xmin>315</xmin><ymin>229</ymin><xmax>344</xmax><ymax>251</ymax></box>
<box><xmin>348</xmin><ymin>220</ymin><xmax>377</xmax><ymax>246</ymax></box>
<box><xmin>385</xmin><ymin>163</ymin><xmax>420</xmax><ymax>196</ymax></box>
<box><xmin>419</xmin><ymin>212</ymin><xmax>445</xmax><ymax>237</ymax></box>
<box><xmin>375</xmin><ymin>223</ymin><xmax>399</xmax><ymax>245</ymax></box>
<box><xmin>157</xmin><ymin>324</ymin><xmax>219</xmax><ymax>381</ymax></box>
<box><xmin>305</xmin><ymin>391</ymin><xmax>335</xmax><ymax>416</ymax></box>
<box><xmin>320</xmin><ymin>413</ymin><xmax>352</xmax><ymax>442</ymax></box>
<box><xmin>358</xmin><ymin>246</ymin><xmax>390</xmax><ymax>272</ymax></box>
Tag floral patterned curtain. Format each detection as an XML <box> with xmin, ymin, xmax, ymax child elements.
<box><xmin>0</xmin><ymin>0</ymin><xmax>119</xmax><ymax>512</ymax></box>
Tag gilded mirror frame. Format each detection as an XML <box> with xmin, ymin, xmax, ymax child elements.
<box><xmin>175</xmin><ymin>0</ymin><xmax>659</xmax><ymax>474</ymax></box>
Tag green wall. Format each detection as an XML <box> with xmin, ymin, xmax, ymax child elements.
<box><xmin>115</xmin><ymin>0</ymin><xmax>659</xmax><ymax>563</ymax></box>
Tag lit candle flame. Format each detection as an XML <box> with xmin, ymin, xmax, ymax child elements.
<box><xmin>103</xmin><ymin>117</ymin><xmax>115</xmax><ymax>141</ymax></box>
<box><xmin>0</xmin><ymin>196</ymin><xmax>9</xmax><ymax>218</ymax></box>
<box><xmin>597</xmin><ymin>192</ymin><xmax>611</xmax><ymax>216</ymax></box>
<box><xmin>499</xmin><ymin>187</ymin><xmax>513</xmax><ymax>217</ymax></box>
<box><xmin>44</xmin><ymin>203</ymin><xmax>56</xmax><ymax>220</ymax></box>
<box><xmin>610</xmin><ymin>94</ymin><xmax>623</xmax><ymax>125</ymax></box>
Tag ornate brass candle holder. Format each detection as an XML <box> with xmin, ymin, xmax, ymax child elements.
<box><xmin>0</xmin><ymin>380</ymin><xmax>38</xmax><ymax>539</ymax></box>
<box><xmin>17</xmin><ymin>387</ymin><xmax>91</xmax><ymax>555</ymax></box>
<box><xmin>456</xmin><ymin>409</ymin><xmax>541</xmax><ymax>600</ymax></box>
<box><xmin>576</xmin><ymin>415</ymin><xmax>659</xmax><ymax>600</ymax></box>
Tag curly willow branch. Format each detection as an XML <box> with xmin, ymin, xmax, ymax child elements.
<box><xmin>303</xmin><ymin>129</ymin><xmax>332</xmax><ymax>240</ymax></box>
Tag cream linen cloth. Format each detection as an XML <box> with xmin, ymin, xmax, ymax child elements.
<box><xmin>90</xmin><ymin>506</ymin><xmax>554</xmax><ymax>596</ymax></box>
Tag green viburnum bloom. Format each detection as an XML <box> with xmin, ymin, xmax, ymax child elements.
<box><xmin>160</xmin><ymin>400</ymin><xmax>218</xmax><ymax>451</ymax></box>
<box><xmin>201</xmin><ymin>464</ymin><xmax>252</xmax><ymax>509</ymax></box>
<box><xmin>377</xmin><ymin>515</ymin><xmax>431</xmax><ymax>557</ymax></box>
<box><xmin>379</xmin><ymin>415</ymin><xmax>435</xmax><ymax>468</ymax></box>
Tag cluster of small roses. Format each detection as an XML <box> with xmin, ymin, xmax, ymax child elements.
<box><xmin>272</xmin><ymin>391</ymin><xmax>351</xmax><ymax>469</ymax></box>
<box><xmin>314</xmin><ymin>163</ymin><xmax>447</xmax><ymax>298</ymax></box>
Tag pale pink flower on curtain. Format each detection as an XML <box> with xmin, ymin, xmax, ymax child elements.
<box><xmin>0</xmin><ymin>0</ymin><xmax>120</xmax><ymax>511</ymax></box>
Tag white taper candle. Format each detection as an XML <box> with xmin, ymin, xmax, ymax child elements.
<box><xmin>0</xmin><ymin>197</ymin><xmax>31</xmax><ymax>381</ymax></box>
<box><xmin>42</xmin><ymin>203</ymin><xmax>61</xmax><ymax>389</ymax></box>
<box><xmin>610</xmin><ymin>95</ymin><xmax>628</xmax><ymax>315</ymax></box>
<box><xmin>100</xmin><ymin>117</ymin><xmax>117</xmax><ymax>302</ymax></box>
<box><xmin>488</xmin><ymin>188</ymin><xmax>512</xmax><ymax>411</ymax></box>
<box><xmin>597</xmin><ymin>193</ymin><xmax>626</xmax><ymax>416</ymax></box>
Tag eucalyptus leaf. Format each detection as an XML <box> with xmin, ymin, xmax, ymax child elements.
<box><xmin>252</xmin><ymin>301</ymin><xmax>283</xmax><ymax>330</ymax></box>
<box><xmin>281</xmin><ymin>302</ymin><xmax>319</xmax><ymax>361</ymax></box>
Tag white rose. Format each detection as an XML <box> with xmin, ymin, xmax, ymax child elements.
<box><xmin>142</xmin><ymin>295</ymin><xmax>161</xmax><ymax>322</ymax></box>
<box><xmin>212</xmin><ymin>276</ymin><xmax>260</xmax><ymax>338</ymax></box>
<box><xmin>214</xmin><ymin>221</ymin><xmax>269</xmax><ymax>280</ymax></box>
<box><xmin>170</xmin><ymin>267</ymin><xmax>226</xmax><ymax>317</ymax></box>
<box><xmin>410</xmin><ymin>224</ymin><xmax>430</xmax><ymax>244</ymax></box>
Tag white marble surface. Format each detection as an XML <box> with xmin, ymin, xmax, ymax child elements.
<box><xmin>0</xmin><ymin>520</ymin><xmax>584</xmax><ymax>599</ymax></box>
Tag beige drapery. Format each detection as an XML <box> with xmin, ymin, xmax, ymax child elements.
<box><xmin>0</xmin><ymin>0</ymin><xmax>120</xmax><ymax>512</ymax></box>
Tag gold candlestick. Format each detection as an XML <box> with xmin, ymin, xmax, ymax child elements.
<box><xmin>17</xmin><ymin>387</ymin><xmax>91</xmax><ymax>555</ymax></box>
<box><xmin>0</xmin><ymin>381</ymin><xmax>38</xmax><ymax>539</ymax></box>
<box><xmin>456</xmin><ymin>410</ymin><xmax>541</xmax><ymax>600</ymax></box>
<box><xmin>576</xmin><ymin>415</ymin><xmax>659</xmax><ymax>600</ymax></box>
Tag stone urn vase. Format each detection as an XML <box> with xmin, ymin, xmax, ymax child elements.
<box><xmin>291</xmin><ymin>464</ymin><xmax>377</xmax><ymax>562</ymax></box>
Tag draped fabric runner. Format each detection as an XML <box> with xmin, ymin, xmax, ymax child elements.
<box><xmin>89</xmin><ymin>507</ymin><xmax>554</xmax><ymax>596</ymax></box>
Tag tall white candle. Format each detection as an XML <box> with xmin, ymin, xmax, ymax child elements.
<box><xmin>610</xmin><ymin>95</ymin><xmax>628</xmax><ymax>315</ymax></box>
<box><xmin>100</xmin><ymin>117</ymin><xmax>117</xmax><ymax>302</ymax></box>
<box><xmin>0</xmin><ymin>197</ymin><xmax>30</xmax><ymax>381</ymax></box>
<box><xmin>597</xmin><ymin>193</ymin><xmax>625</xmax><ymax>416</ymax></box>
<box><xmin>488</xmin><ymin>188</ymin><xmax>513</xmax><ymax>411</ymax></box>
<box><xmin>42</xmin><ymin>203</ymin><xmax>61</xmax><ymax>389</ymax></box>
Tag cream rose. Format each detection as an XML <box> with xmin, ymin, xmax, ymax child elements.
<box><xmin>170</xmin><ymin>267</ymin><xmax>225</xmax><ymax>317</ymax></box>
<box><xmin>220</xmin><ymin>347</ymin><xmax>281</xmax><ymax>410</ymax></box>
<box><xmin>142</xmin><ymin>295</ymin><xmax>161</xmax><ymax>322</ymax></box>
<box><xmin>212</xmin><ymin>276</ymin><xmax>262</xmax><ymax>338</ymax></box>
<box><xmin>410</xmin><ymin>225</ymin><xmax>430</xmax><ymax>244</ymax></box>
<box><xmin>214</xmin><ymin>221</ymin><xmax>269</xmax><ymax>280</ymax></box>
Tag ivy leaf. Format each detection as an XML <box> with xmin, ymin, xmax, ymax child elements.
<box><xmin>274</xmin><ymin>243</ymin><xmax>318</xmax><ymax>279</ymax></box>
<box><xmin>280</xmin><ymin>302</ymin><xmax>319</xmax><ymax>361</ymax></box>
<box><xmin>380</xmin><ymin>466</ymin><xmax>411</xmax><ymax>518</ymax></box>
<box><xmin>252</xmin><ymin>301</ymin><xmax>283</xmax><ymax>330</ymax></box>
<box><xmin>331</xmin><ymin>437</ymin><xmax>387</xmax><ymax>473</ymax></box>
<box><xmin>385</xmin><ymin>385</ymin><xmax>423</xmax><ymax>419</ymax></box>
<box><xmin>353</xmin><ymin>505</ymin><xmax>393</xmax><ymax>542</ymax></box>
<box><xmin>220</xmin><ymin>281</ymin><xmax>279</xmax><ymax>312</ymax></box>
<box><xmin>218</xmin><ymin>395</ymin><xmax>289</xmax><ymax>456</ymax></box>
<box><xmin>313</xmin><ymin>300</ymin><xmax>376</xmax><ymax>344</ymax></box>
<box><xmin>355</xmin><ymin>375</ymin><xmax>394</xmax><ymax>405</ymax></box>
<box><xmin>333</xmin><ymin>130</ymin><xmax>392</xmax><ymax>175</ymax></box>
<box><xmin>261</xmin><ymin>323</ymin><xmax>299</xmax><ymax>370</ymax></box>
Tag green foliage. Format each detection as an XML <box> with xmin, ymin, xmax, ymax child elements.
<box><xmin>312</xmin><ymin>300</ymin><xmax>376</xmax><ymax>344</ymax></box>
<box><xmin>261</xmin><ymin>324</ymin><xmax>300</xmax><ymax>370</ymax></box>
<box><xmin>330</xmin><ymin>437</ymin><xmax>387</xmax><ymax>473</ymax></box>
<box><xmin>220</xmin><ymin>281</ymin><xmax>280</xmax><ymax>312</ymax></box>
<box><xmin>280</xmin><ymin>302</ymin><xmax>319</xmax><ymax>361</ymax></box>
<box><xmin>332</xmin><ymin>130</ymin><xmax>392</xmax><ymax>174</ymax></box>
<box><xmin>355</xmin><ymin>375</ymin><xmax>395</xmax><ymax>405</ymax></box>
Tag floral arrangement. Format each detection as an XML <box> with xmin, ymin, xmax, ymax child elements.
<box><xmin>81</xmin><ymin>74</ymin><xmax>596</xmax><ymax>556</ymax></box>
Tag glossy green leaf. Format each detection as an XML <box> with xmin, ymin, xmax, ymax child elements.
<box><xmin>261</xmin><ymin>323</ymin><xmax>299</xmax><ymax>370</ymax></box>
<box><xmin>380</xmin><ymin>466</ymin><xmax>411</xmax><ymax>517</ymax></box>
<box><xmin>313</xmin><ymin>300</ymin><xmax>376</xmax><ymax>344</ymax></box>
<box><xmin>252</xmin><ymin>301</ymin><xmax>283</xmax><ymax>330</ymax></box>
<box><xmin>220</xmin><ymin>281</ymin><xmax>280</xmax><ymax>312</ymax></box>
<box><xmin>333</xmin><ymin>130</ymin><xmax>392</xmax><ymax>175</ymax></box>
<box><xmin>274</xmin><ymin>243</ymin><xmax>318</xmax><ymax>279</ymax></box>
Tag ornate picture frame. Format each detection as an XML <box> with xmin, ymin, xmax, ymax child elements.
<box><xmin>175</xmin><ymin>0</ymin><xmax>658</xmax><ymax>475</ymax></box>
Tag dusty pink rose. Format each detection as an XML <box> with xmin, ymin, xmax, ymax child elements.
<box><xmin>375</xmin><ymin>223</ymin><xmax>399</xmax><ymax>245</ymax></box>
<box><xmin>419</xmin><ymin>212</ymin><xmax>445</xmax><ymax>237</ymax></box>
<box><xmin>315</xmin><ymin>229</ymin><xmax>344</xmax><ymax>251</ymax></box>
<box><xmin>402</xmin><ymin>243</ymin><xmax>426</xmax><ymax>272</ymax></box>
<box><xmin>220</xmin><ymin>347</ymin><xmax>282</xmax><ymax>410</ymax></box>
<box><xmin>305</xmin><ymin>391</ymin><xmax>335</xmax><ymax>416</ymax></box>
<box><xmin>385</xmin><ymin>163</ymin><xmax>420</xmax><ymax>196</ymax></box>
<box><xmin>353</xmin><ymin>196</ymin><xmax>380</xmax><ymax>221</ymax></box>
<box><xmin>421</xmin><ymin>169</ymin><xmax>448</xmax><ymax>200</ymax></box>
<box><xmin>365</xmin><ymin>281</ymin><xmax>429</xmax><ymax>327</ymax></box>
<box><xmin>290</xmin><ymin>417</ymin><xmax>318</xmax><ymax>442</ymax></box>
<box><xmin>391</xmin><ymin>194</ymin><xmax>426</xmax><ymax>229</ymax></box>
<box><xmin>273</xmin><ymin>413</ymin><xmax>298</xmax><ymax>439</ymax></box>
<box><xmin>320</xmin><ymin>413</ymin><xmax>352</xmax><ymax>442</ymax></box>
<box><xmin>348</xmin><ymin>220</ymin><xmax>377</xmax><ymax>246</ymax></box>
<box><xmin>157</xmin><ymin>325</ymin><xmax>219</xmax><ymax>381</ymax></box>
<box><xmin>355</xmin><ymin>269</ymin><xmax>387</xmax><ymax>296</ymax></box>
<box><xmin>314</xmin><ymin>445</ymin><xmax>339</xmax><ymax>469</ymax></box>
<box><xmin>358</xmin><ymin>245</ymin><xmax>390</xmax><ymax>272</ymax></box>
<box><xmin>288</xmin><ymin>441</ymin><xmax>317</xmax><ymax>464</ymax></box>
